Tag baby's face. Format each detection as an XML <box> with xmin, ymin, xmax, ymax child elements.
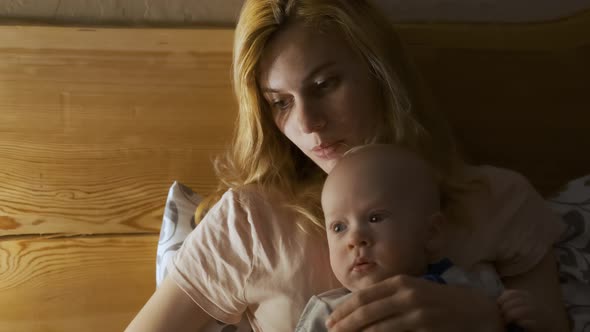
<box><xmin>322</xmin><ymin>149</ymin><xmax>437</xmax><ymax>291</ymax></box>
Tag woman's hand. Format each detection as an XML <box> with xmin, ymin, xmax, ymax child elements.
<box><xmin>326</xmin><ymin>275</ymin><xmax>504</xmax><ymax>332</ymax></box>
<box><xmin>501</xmin><ymin>251</ymin><xmax>570</xmax><ymax>332</ymax></box>
<box><xmin>498</xmin><ymin>289</ymin><xmax>537</xmax><ymax>331</ymax></box>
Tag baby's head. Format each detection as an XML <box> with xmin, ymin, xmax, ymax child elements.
<box><xmin>322</xmin><ymin>144</ymin><xmax>445</xmax><ymax>291</ymax></box>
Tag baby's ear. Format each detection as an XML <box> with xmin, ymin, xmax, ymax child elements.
<box><xmin>425</xmin><ymin>212</ymin><xmax>446</xmax><ymax>255</ymax></box>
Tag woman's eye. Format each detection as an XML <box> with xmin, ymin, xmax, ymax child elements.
<box><xmin>314</xmin><ymin>77</ymin><xmax>338</xmax><ymax>93</ymax></box>
<box><xmin>269</xmin><ymin>98</ymin><xmax>293</xmax><ymax>112</ymax></box>
<box><xmin>332</xmin><ymin>223</ymin><xmax>346</xmax><ymax>233</ymax></box>
<box><xmin>315</xmin><ymin>80</ymin><xmax>329</xmax><ymax>89</ymax></box>
<box><xmin>271</xmin><ymin>99</ymin><xmax>291</xmax><ymax>111</ymax></box>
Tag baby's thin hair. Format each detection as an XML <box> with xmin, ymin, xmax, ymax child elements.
<box><xmin>333</xmin><ymin>143</ymin><xmax>444</xmax><ymax>210</ymax></box>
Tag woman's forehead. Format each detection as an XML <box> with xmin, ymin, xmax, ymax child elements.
<box><xmin>258</xmin><ymin>22</ymin><xmax>356</xmax><ymax>90</ymax></box>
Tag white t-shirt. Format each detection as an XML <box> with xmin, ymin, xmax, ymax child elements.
<box><xmin>170</xmin><ymin>186</ymin><xmax>341</xmax><ymax>331</ymax></box>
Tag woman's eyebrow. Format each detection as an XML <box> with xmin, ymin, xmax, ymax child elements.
<box><xmin>261</xmin><ymin>61</ymin><xmax>337</xmax><ymax>93</ymax></box>
<box><xmin>261</xmin><ymin>87</ymin><xmax>280</xmax><ymax>93</ymax></box>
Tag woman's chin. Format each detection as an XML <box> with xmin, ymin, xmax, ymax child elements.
<box><xmin>319</xmin><ymin>158</ymin><xmax>340</xmax><ymax>174</ymax></box>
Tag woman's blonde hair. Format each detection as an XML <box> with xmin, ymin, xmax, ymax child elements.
<box><xmin>196</xmin><ymin>0</ymin><xmax>466</xmax><ymax>230</ymax></box>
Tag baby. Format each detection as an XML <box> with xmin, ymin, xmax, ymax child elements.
<box><xmin>295</xmin><ymin>144</ymin><xmax>536</xmax><ymax>332</ymax></box>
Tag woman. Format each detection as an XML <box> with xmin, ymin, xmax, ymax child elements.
<box><xmin>127</xmin><ymin>0</ymin><xmax>569</xmax><ymax>331</ymax></box>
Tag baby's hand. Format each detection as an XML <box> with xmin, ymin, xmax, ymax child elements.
<box><xmin>498</xmin><ymin>289</ymin><xmax>539</xmax><ymax>331</ymax></box>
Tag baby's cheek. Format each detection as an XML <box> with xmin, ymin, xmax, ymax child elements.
<box><xmin>329</xmin><ymin>252</ymin><xmax>347</xmax><ymax>284</ymax></box>
<box><xmin>328</xmin><ymin>252</ymin><xmax>339</xmax><ymax>275</ymax></box>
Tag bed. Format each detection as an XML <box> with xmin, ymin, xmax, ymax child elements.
<box><xmin>0</xmin><ymin>2</ymin><xmax>589</xmax><ymax>331</ymax></box>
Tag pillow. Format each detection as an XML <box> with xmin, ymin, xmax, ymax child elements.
<box><xmin>548</xmin><ymin>175</ymin><xmax>590</xmax><ymax>332</ymax></box>
<box><xmin>549</xmin><ymin>175</ymin><xmax>590</xmax><ymax>284</ymax></box>
<box><xmin>157</xmin><ymin>177</ymin><xmax>590</xmax><ymax>332</ymax></box>
<box><xmin>156</xmin><ymin>181</ymin><xmax>202</xmax><ymax>285</ymax></box>
<box><xmin>156</xmin><ymin>181</ymin><xmax>252</xmax><ymax>332</ymax></box>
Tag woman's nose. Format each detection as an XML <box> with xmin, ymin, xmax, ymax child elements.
<box><xmin>296</xmin><ymin>99</ymin><xmax>326</xmax><ymax>134</ymax></box>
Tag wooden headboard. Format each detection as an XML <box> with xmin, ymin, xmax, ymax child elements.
<box><xmin>0</xmin><ymin>26</ymin><xmax>236</xmax><ymax>332</ymax></box>
<box><xmin>1</xmin><ymin>11</ymin><xmax>588</xmax><ymax>332</ymax></box>
<box><xmin>399</xmin><ymin>12</ymin><xmax>590</xmax><ymax>195</ymax></box>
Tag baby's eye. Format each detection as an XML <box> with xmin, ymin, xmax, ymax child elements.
<box><xmin>332</xmin><ymin>223</ymin><xmax>346</xmax><ymax>233</ymax></box>
<box><xmin>368</xmin><ymin>213</ymin><xmax>385</xmax><ymax>223</ymax></box>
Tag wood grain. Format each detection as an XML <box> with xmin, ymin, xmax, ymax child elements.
<box><xmin>0</xmin><ymin>26</ymin><xmax>236</xmax><ymax>236</ymax></box>
<box><xmin>0</xmin><ymin>235</ymin><xmax>158</xmax><ymax>332</ymax></box>
<box><xmin>2</xmin><ymin>16</ymin><xmax>589</xmax><ymax>238</ymax></box>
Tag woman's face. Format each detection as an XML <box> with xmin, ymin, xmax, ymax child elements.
<box><xmin>258</xmin><ymin>22</ymin><xmax>383</xmax><ymax>173</ymax></box>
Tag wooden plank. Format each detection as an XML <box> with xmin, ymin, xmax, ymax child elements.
<box><xmin>0</xmin><ymin>234</ymin><xmax>158</xmax><ymax>332</ymax></box>
<box><xmin>0</xmin><ymin>26</ymin><xmax>234</xmax><ymax>52</ymax></box>
<box><xmin>397</xmin><ymin>9</ymin><xmax>590</xmax><ymax>50</ymax></box>
<box><xmin>1</xmin><ymin>13</ymin><xmax>589</xmax><ymax>238</ymax></box>
<box><xmin>0</xmin><ymin>26</ymin><xmax>236</xmax><ymax>236</ymax></box>
<box><xmin>398</xmin><ymin>11</ymin><xmax>590</xmax><ymax>195</ymax></box>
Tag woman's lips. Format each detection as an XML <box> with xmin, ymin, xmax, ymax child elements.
<box><xmin>312</xmin><ymin>141</ymin><xmax>342</xmax><ymax>159</ymax></box>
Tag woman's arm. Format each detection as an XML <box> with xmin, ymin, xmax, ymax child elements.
<box><xmin>502</xmin><ymin>250</ymin><xmax>570</xmax><ymax>332</ymax></box>
<box><xmin>125</xmin><ymin>275</ymin><xmax>213</xmax><ymax>332</ymax></box>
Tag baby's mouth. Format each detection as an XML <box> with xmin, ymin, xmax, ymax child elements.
<box><xmin>351</xmin><ymin>258</ymin><xmax>376</xmax><ymax>273</ymax></box>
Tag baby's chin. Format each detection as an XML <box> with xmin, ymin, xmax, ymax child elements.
<box><xmin>344</xmin><ymin>274</ymin><xmax>388</xmax><ymax>292</ymax></box>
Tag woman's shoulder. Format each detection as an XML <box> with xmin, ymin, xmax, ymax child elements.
<box><xmin>448</xmin><ymin>164</ymin><xmax>541</xmax><ymax>228</ymax></box>
<box><xmin>478</xmin><ymin>164</ymin><xmax>528</xmax><ymax>182</ymax></box>
<box><xmin>219</xmin><ymin>184</ymin><xmax>289</xmax><ymax>210</ymax></box>
<box><xmin>465</xmin><ymin>164</ymin><xmax>535</xmax><ymax>197</ymax></box>
<box><xmin>206</xmin><ymin>184</ymin><xmax>294</xmax><ymax>229</ymax></box>
<box><xmin>445</xmin><ymin>165</ymin><xmax>563</xmax><ymax>274</ymax></box>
